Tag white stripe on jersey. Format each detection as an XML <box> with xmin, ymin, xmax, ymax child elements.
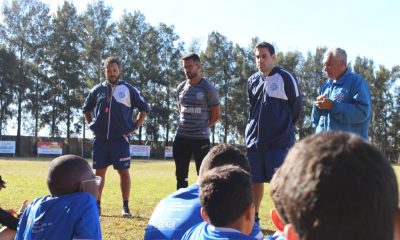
<box><xmin>281</xmin><ymin>69</ymin><xmax>300</xmax><ymax>97</ymax></box>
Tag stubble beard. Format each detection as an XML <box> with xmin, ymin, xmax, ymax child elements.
<box><xmin>107</xmin><ymin>75</ymin><xmax>120</xmax><ymax>85</ymax></box>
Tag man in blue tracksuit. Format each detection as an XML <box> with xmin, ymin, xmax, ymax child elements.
<box><xmin>83</xmin><ymin>56</ymin><xmax>149</xmax><ymax>217</ymax></box>
<box><xmin>245</xmin><ymin>42</ymin><xmax>302</xmax><ymax>226</ymax></box>
<box><xmin>311</xmin><ymin>48</ymin><xmax>371</xmax><ymax>140</ymax></box>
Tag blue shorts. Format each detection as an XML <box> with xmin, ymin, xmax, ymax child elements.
<box><xmin>92</xmin><ymin>137</ymin><xmax>131</xmax><ymax>170</ymax></box>
<box><xmin>247</xmin><ymin>148</ymin><xmax>288</xmax><ymax>183</ymax></box>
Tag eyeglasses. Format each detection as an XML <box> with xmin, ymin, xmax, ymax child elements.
<box><xmin>81</xmin><ymin>176</ymin><xmax>102</xmax><ymax>186</ymax></box>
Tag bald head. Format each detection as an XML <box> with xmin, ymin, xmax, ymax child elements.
<box><xmin>47</xmin><ymin>155</ymin><xmax>93</xmax><ymax>196</ymax></box>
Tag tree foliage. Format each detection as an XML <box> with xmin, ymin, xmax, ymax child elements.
<box><xmin>0</xmin><ymin>0</ymin><xmax>399</xmax><ymax>159</ymax></box>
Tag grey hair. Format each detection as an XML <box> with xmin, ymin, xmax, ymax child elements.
<box><xmin>325</xmin><ymin>48</ymin><xmax>347</xmax><ymax>64</ymax></box>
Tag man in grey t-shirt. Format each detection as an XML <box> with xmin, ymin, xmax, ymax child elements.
<box><xmin>173</xmin><ymin>53</ymin><xmax>220</xmax><ymax>189</ymax></box>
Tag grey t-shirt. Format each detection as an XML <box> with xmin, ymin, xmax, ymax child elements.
<box><xmin>176</xmin><ymin>78</ymin><xmax>220</xmax><ymax>139</ymax></box>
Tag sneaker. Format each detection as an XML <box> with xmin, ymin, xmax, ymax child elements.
<box><xmin>121</xmin><ymin>206</ymin><xmax>132</xmax><ymax>218</ymax></box>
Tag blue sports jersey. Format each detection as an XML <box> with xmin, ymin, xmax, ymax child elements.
<box><xmin>182</xmin><ymin>221</ymin><xmax>258</xmax><ymax>240</ymax></box>
<box><xmin>145</xmin><ymin>184</ymin><xmax>263</xmax><ymax>239</ymax></box>
<box><xmin>15</xmin><ymin>192</ymin><xmax>101</xmax><ymax>240</ymax></box>
<box><xmin>144</xmin><ymin>184</ymin><xmax>202</xmax><ymax>239</ymax></box>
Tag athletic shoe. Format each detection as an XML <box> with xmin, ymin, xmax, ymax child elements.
<box><xmin>122</xmin><ymin>206</ymin><xmax>132</xmax><ymax>218</ymax></box>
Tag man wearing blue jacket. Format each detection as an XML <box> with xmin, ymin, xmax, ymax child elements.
<box><xmin>245</xmin><ymin>42</ymin><xmax>302</xmax><ymax>226</ymax></box>
<box><xmin>311</xmin><ymin>48</ymin><xmax>371</xmax><ymax>139</ymax></box>
<box><xmin>83</xmin><ymin>56</ymin><xmax>149</xmax><ymax>217</ymax></box>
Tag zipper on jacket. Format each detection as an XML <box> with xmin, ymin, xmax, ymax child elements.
<box><xmin>256</xmin><ymin>76</ymin><xmax>268</xmax><ymax>148</ymax></box>
<box><xmin>107</xmin><ymin>85</ymin><xmax>116</xmax><ymax>140</ymax></box>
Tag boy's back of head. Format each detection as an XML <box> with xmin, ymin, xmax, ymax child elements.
<box><xmin>199</xmin><ymin>144</ymin><xmax>250</xmax><ymax>178</ymax></box>
<box><xmin>200</xmin><ymin>165</ymin><xmax>253</xmax><ymax>231</ymax></box>
<box><xmin>47</xmin><ymin>154</ymin><xmax>93</xmax><ymax>197</ymax></box>
<box><xmin>278</xmin><ymin>132</ymin><xmax>398</xmax><ymax>240</ymax></box>
<box><xmin>269</xmin><ymin>168</ymin><xmax>288</xmax><ymax>229</ymax></box>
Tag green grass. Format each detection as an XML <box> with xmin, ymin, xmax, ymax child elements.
<box><xmin>2</xmin><ymin>158</ymin><xmax>398</xmax><ymax>239</ymax></box>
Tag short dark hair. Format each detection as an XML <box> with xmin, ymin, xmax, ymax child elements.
<box><xmin>47</xmin><ymin>155</ymin><xmax>92</xmax><ymax>196</ymax></box>
<box><xmin>200</xmin><ymin>165</ymin><xmax>253</xmax><ymax>227</ymax></box>
<box><xmin>0</xmin><ymin>175</ymin><xmax>6</xmax><ymax>190</ymax></box>
<box><xmin>255</xmin><ymin>41</ymin><xmax>275</xmax><ymax>55</ymax></box>
<box><xmin>104</xmin><ymin>56</ymin><xmax>121</xmax><ymax>69</ymax></box>
<box><xmin>279</xmin><ymin>132</ymin><xmax>398</xmax><ymax>240</ymax></box>
<box><xmin>199</xmin><ymin>144</ymin><xmax>250</xmax><ymax>178</ymax></box>
<box><xmin>181</xmin><ymin>52</ymin><xmax>200</xmax><ymax>63</ymax></box>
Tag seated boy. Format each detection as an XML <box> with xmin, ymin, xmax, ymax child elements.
<box><xmin>182</xmin><ymin>165</ymin><xmax>258</xmax><ymax>239</ymax></box>
<box><xmin>15</xmin><ymin>154</ymin><xmax>102</xmax><ymax>240</ymax></box>
<box><xmin>0</xmin><ymin>175</ymin><xmax>28</xmax><ymax>240</ymax></box>
<box><xmin>144</xmin><ymin>144</ymin><xmax>263</xmax><ymax>239</ymax></box>
<box><xmin>276</xmin><ymin>132</ymin><xmax>399</xmax><ymax>240</ymax></box>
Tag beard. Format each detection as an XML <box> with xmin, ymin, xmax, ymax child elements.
<box><xmin>186</xmin><ymin>72</ymin><xmax>198</xmax><ymax>80</ymax></box>
<box><xmin>107</xmin><ymin>75</ymin><xmax>120</xmax><ymax>85</ymax></box>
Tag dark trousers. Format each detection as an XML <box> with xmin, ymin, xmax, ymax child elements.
<box><xmin>173</xmin><ymin>136</ymin><xmax>210</xmax><ymax>189</ymax></box>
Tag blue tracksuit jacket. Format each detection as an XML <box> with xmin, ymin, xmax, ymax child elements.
<box><xmin>83</xmin><ymin>80</ymin><xmax>149</xmax><ymax>140</ymax></box>
<box><xmin>311</xmin><ymin>68</ymin><xmax>371</xmax><ymax>139</ymax></box>
<box><xmin>245</xmin><ymin>67</ymin><xmax>302</xmax><ymax>149</ymax></box>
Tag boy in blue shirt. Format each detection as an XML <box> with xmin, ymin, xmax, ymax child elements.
<box><xmin>15</xmin><ymin>155</ymin><xmax>102</xmax><ymax>240</ymax></box>
<box><xmin>144</xmin><ymin>144</ymin><xmax>263</xmax><ymax>239</ymax></box>
<box><xmin>182</xmin><ymin>165</ymin><xmax>257</xmax><ymax>240</ymax></box>
<box><xmin>277</xmin><ymin>132</ymin><xmax>398</xmax><ymax>240</ymax></box>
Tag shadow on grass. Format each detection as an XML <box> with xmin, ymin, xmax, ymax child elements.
<box><xmin>100</xmin><ymin>214</ymin><xmax>148</xmax><ymax>221</ymax></box>
<box><xmin>262</xmin><ymin>229</ymin><xmax>275</xmax><ymax>237</ymax></box>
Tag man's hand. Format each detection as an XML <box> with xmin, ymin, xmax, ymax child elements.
<box><xmin>315</xmin><ymin>93</ymin><xmax>333</xmax><ymax>110</ymax></box>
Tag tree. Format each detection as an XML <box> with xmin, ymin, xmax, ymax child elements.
<box><xmin>201</xmin><ymin>31</ymin><xmax>235</xmax><ymax>143</ymax></box>
<box><xmin>227</xmin><ymin>44</ymin><xmax>253</xmax><ymax>144</ymax></box>
<box><xmin>0</xmin><ymin>47</ymin><xmax>17</xmax><ymax>138</ymax></box>
<box><xmin>152</xmin><ymin>23</ymin><xmax>183</xmax><ymax>145</ymax></box>
<box><xmin>114</xmin><ymin>11</ymin><xmax>154</xmax><ymax>144</ymax></box>
<box><xmin>81</xmin><ymin>0</ymin><xmax>114</xmax><ymax>145</ymax></box>
<box><xmin>298</xmin><ymin>47</ymin><xmax>326</xmax><ymax>139</ymax></box>
<box><xmin>45</xmin><ymin>1</ymin><xmax>84</xmax><ymax>153</ymax></box>
<box><xmin>0</xmin><ymin>0</ymin><xmax>48</xmax><ymax>154</ymax></box>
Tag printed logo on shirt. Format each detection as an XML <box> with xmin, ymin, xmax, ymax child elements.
<box><xmin>118</xmin><ymin>91</ymin><xmax>126</xmax><ymax>99</ymax></box>
<box><xmin>269</xmin><ymin>83</ymin><xmax>278</xmax><ymax>91</ymax></box>
<box><xmin>334</xmin><ymin>92</ymin><xmax>345</xmax><ymax>102</ymax></box>
<box><xmin>32</xmin><ymin>220</ymin><xmax>53</xmax><ymax>233</ymax></box>
<box><xmin>181</xmin><ymin>106</ymin><xmax>202</xmax><ymax>114</ymax></box>
<box><xmin>98</xmin><ymin>93</ymin><xmax>106</xmax><ymax>100</ymax></box>
<box><xmin>151</xmin><ymin>219</ymin><xmax>177</xmax><ymax>229</ymax></box>
<box><xmin>196</xmin><ymin>92</ymin><xmax>205</xmax><ymax>100</ymax></box>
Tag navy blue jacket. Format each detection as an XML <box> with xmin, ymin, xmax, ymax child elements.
<box><xmin>83</xmin><ymin>81</ymin><xmax>149</xmax><ymax>140</ymax></box>
<box><xmin>245</xmin><ymin>67</ymin><xmax>302</xmax><ymax>149</ymax></box>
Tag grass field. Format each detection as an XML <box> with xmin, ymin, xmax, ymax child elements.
<box><xmin>1</xmin><ymin>157</ymin><xmax>399</xmax><ymax>239</ymax></box>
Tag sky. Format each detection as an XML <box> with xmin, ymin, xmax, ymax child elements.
<box><xmin>0</xmin><ymin>0</ymin><xmax>399</xmax><ymax>68</ymax></box>
<box><xmin>28</xmin><ymin>0</ymin><xmax>400</xmax><ymax>69</ymax></box>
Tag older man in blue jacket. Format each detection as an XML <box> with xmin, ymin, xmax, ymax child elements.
<box><xmin>312</xmin><ymin>48</ymin><xmax>372</xmax><ymax>140</ymax></box>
